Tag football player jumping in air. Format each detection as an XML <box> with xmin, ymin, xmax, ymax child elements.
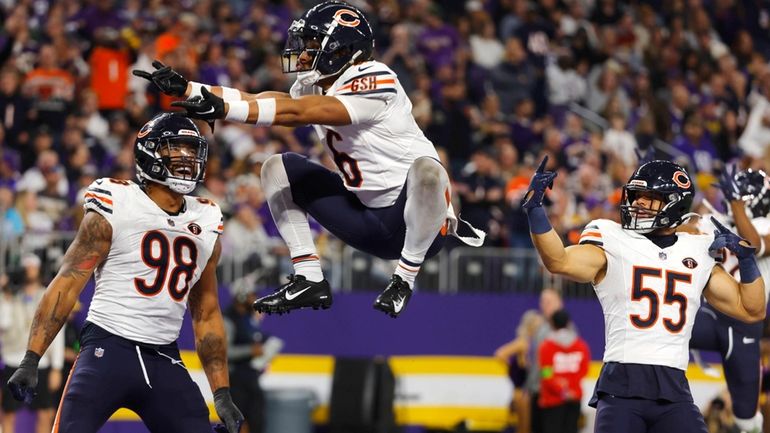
<box><xmin>687</xmin><ymin>165</ymin><xmax>770</xmax><ymax>433</ymax></box>
<box><xmin>6</xmin><ymin>113</ymin><xmax>244</xmax><ymax>433</ymax></box>
<box><xmin>134</xmin><ymin>1</ymin><xmax>485</xmax><ymax>318</ymax></box>
<box><xmin>524</xmin><ymin>156</ymin><xmax>765</xmax><ymax>433</ymax></box>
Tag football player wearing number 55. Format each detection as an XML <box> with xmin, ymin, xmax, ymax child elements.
<box><xmin>133</xmin><ymin>1</ymin><xmax>485</xmax><ymax>318</ymax></box>
<box><xmin>6</xmin><ymin>113</ymin><xmax>244</xmax><ymax>433</ymax></box>
<box><xmin>523</xmin><ymin>156</ymin><xmax>765</xmax><ymax>433</ymax></box>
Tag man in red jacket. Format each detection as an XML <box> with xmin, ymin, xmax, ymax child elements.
<box><xmin>538</xmin><ymin>309</ymin><xmax>590</xmax><ymax>433</ymax></box>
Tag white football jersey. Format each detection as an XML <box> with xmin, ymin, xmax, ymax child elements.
<box><xmin>698</xmin><ymin>214</ymin><xmax>770</xmax><ymax>302</ymax></box>
<box><xmin>292</xmin><ymin>60</ymin><xmax>440</xmax><ymax>208</ymax></box>
<box><xmin>82</xmin><ymin>178</ymin><xmax>223</xmax><ymax>345</ymax></box>
<box><xmin>579</xmin><ymin>219</ymin><xmax>717</xmax><ymax>370</ymax></box>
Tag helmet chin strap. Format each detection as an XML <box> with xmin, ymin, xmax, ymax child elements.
<box><xmin>298</xmin><ymin>49</ymin><xmax>364</xmax><ymax>86</ymax></box>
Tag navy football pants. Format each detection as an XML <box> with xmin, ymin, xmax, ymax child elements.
<box><xmin>689</xmin><ymin>305</ymin><xmax>763</xmax><ymax>419</ymax></box>
<box><xmin>54</xmin><ymin>323</ymin><xmax>211</xmax><ymax>433</ymax></box>
<box><xmin>283</xmin><ymin>152</ymin><xmax>445</xmax><ymax>260</ymax></box>
<box><xmin>593</xmin><ymin>395</ymin><xmax>708</xmax><ymax>433</ymax></box>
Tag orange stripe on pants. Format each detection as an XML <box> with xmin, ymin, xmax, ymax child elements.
<box><xmin>52</xmin><ymin>353</ymin><xmax>80</xmax><ymax>433</ymax></box>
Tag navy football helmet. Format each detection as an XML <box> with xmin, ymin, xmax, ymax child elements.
<box><xmin>282</xmin><ymin>1</ymin><xmax>374</xmax><ymax>85</ymax></box>
<box><xmin>734</xmin><ymin>168</ymin><xmax>770</xmax><ymax>218</ymax></box>
<box><xmin>134</xmin><ymin>113</ymin><xmax>207</xmax><ymax>194</ymax></box>
<box><xmin>620</xmin><ymin>160</ymin><xmax>695</xmax><ymax>233</ymax></box>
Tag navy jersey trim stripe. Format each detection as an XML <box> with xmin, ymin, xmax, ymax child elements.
<box><xmin>579</xmin><ymin>240</ymin><xmax>603</xmax><ymax>247</ymax></box>
<box><xmin>342</xmin><ymin>71</ymin><xmax>392</xmax><ymax>84</ymax></box>
<box><xmin>86</xmin><ymin>198</ymin><xmax>113</xmax><ymax>214</ymax></box>
<box><xmin>346</xmin><ymin>88</ymin><xmax>397</xmax><ymax>96</ymax></box>
<box><xmin>87</xmin><ymin>187</ymin><xmax>113</xmax><ymax>196</ymax></box>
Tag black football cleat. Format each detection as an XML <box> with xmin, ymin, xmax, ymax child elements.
<box><xmin>253</xmin><ymin>275</ymin><xmax>332</xmax><ymax>315</ymax></box>
<box><xmin>373</xmin><ymin>275</ymin><xmax>412</xmax><ymax>318</ymax></box>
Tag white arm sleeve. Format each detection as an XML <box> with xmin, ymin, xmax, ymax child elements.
<box><xmin>335</xmin><ymin>95</ymin><xmax>389</xmax><ymax>125</ymax></box>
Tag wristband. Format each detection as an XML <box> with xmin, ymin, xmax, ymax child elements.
<box><xmin>225</xmin><ymin>100</ymin><xmax>250</xmax><ymax>123</ymax></box>
<box><xmin>526</xmin><ymin>206</ymin><xmax>553</xmax><ymax>235</ymax></box>
<box><xmin>256</xmin><ymin>98</ymin><xmax>276</xmax><ymax>127</ymax></box>
<box><xmin>739</xmin><ymin>255</ymin><xmax>761</xmax><ymax>284</ymax></box>
<box><xmin>221</xmin><ymin>87</ymin><xmax>242</xmax><ymax>101</ymax></box>
<box><xmin>188</xmin><ymin>82</ymin><xmax>211</xmax><ymax>99</ymax></box>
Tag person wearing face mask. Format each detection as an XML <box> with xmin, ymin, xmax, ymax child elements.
<box><xmin>523</xmin><ymin>156</ymin><xmax>765</xmax><ymax>433</ymax></box>
<box><xmin>134</xmin><ymin>1</ymin><xmax>486</xmax><ymax>319</ymax></box>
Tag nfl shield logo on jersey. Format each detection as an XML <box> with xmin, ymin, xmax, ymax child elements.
<box><xmin>95</xmin><ymin>347</ymin><xmax>105</xmax><ymax>358</ymax></box>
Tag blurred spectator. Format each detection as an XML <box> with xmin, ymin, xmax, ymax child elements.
<box><xmin>416</xmin><ymin>3</ymin><xmax>461</xmax><ymax>74</ymax></box>
<box><xmin>672</xmin><ymin>111</ymin><xmax>719</xmax><ymax>175</ymax></box>
<box><xmin>494</xmin><ymin>309</ymin><xmax>544</xmax><ymax>433</ymax></box>
<box><xmin>537</xmin><ymin>309</ymin><xmax>590</xmax><ymax>433</ymax></box>
<box><xmin>223</xmin><ymin>289</ymin><xmax>283</xmax><ymax>433</ymax></box>
<box><xmin>491</xmin><ymin>37</ymin><xmax>536</xmax><ymax>115</ymax></box>
<box><xmin>703</xmin><ymin>391</ymin><xmax>740</xmax><ymax>433</ymax></box>
<box><xmin>454</xmin><ymin>147</ymin><xmax>505</xmax><ymax>245</ymax></box>
<box><xmin>525</xmin><ymin>287</ymin><xmax>564</xmax><ymax>433</ymax></box>
<box><xmin>0</xmin><ymin>66</ymin><xmax>32</xmax><ymax>151</ymax></box>
<box><xmin>0</xmin><ymin>253</ymin><xmax>64</xmax><ymax>433</ymax></box>
<box><xmin>0</xmin><ymin>184</ymin><xmax>23</xmax><ymax>240</ymax></box>
<box><xmin>22</xmin><ymin>44</ymin><xmax>75</xmax><ymax>132</ymax></box>
<box><xmin>17</xmin><ymin>150</ymin><xmax>69</xmax><ymax>198</ymax></box>
<box><xmin>602</xmin><ymin>112</ymin><xmax>637</xmax><ymax>166</ymax></box>
<box><xmin>88</xmin><ymin>27</ymin><xmax>130</xmax><ymax>112</ymax></box>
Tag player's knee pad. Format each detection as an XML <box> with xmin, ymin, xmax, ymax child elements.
<box><xmin>261</xmin><ymin>153</ymin><xmax>290</xmax><ymax>189</ymax></box>
<box><xmin>408</xmin><ymin>157</ymin><xmax>447</xmax><ymax>192</ymax></box>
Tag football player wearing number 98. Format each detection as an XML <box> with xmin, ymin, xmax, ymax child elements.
<box><xmin>132</xmin><ymin>0</ymin><xmax>485</xmax><ymax>318</ymax></box>
<box><xmin>523</xmin><ymin>156</ymin><xmax>765</xmax><ymax>433</ymax></box>
<box><xmin>6</xmin><ymin>113</ymin><xmax>244</xmax><ymax>433</ymax></box>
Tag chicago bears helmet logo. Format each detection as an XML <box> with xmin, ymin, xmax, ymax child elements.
<box><xmin>672</xmin><ymin>170</ymin><xmax>691</xmax><ymax>189</ymax></box>
<box><xmin>334</xmin><ymin>9</ymin><xmax>361</xmax><ymax>27</ymax></box>
<box><xmin>188</xmin><ymin>223</ymin><xmax>202</xmax><ymax>235</ymax></box>
<box><xmin>682</xmin><ymin>257</ymin><xmax>698</xmax><ymax>269</ymax></box>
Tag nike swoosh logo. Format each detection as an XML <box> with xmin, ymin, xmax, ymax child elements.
<box><xmin>95</xmin><ymin>179</ymin><xmax>103</xmax><ymax>185</ymax></box>
<box><xmin>358</xmin><ymin>65</ymin><xmax>373</xmax><ymax>72</ymax></box>
<box><xmin>285</xmin><ymin>285</ymin><xmax>313</xmax><ymax>300</ymax></box>
<box><xmin>392</xmin><ymin>296</ymin><xmax>405</xmax><ymax>313</ymax></box>
<box><xmin>199</xmin><ymin>107</ymin><xmax>215</xmax><ymax>114</ymax></box>
<box><xmin>743</xmin><ymin>337</ymin><xmax>756</xmax><ymax>344</ymax></box>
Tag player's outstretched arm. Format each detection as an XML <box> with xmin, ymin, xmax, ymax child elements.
<box><xmin>172</xmin><ymin>87</ymin><xmax>352</xmax><ymax>127</ymax></box>
<box><xmin>7</xmin><ymin>211</ymin><xmax>111</xmax><ymax>403</ymax></box>
<box><xmin>523</xmin><ymin>157</ymin><xmax>607</xmax><ymax>283</ymax></box>
<box><xmin>188</xmin><ymin>239</ymin><xmax>244</xmax><ymax>433</ymax></box>
<box><xmin>704</xmin><ymin>217</ymin><xmax>766</xmax><ymax>322</ymax></box>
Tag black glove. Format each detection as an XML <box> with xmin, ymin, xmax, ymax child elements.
<box><xmin>714</xmin><ymin>164</ymin><xmax>742</xmax><ymax>202</ymax></box>
<box><xmin>709</xmin><ymin>216</ymin><xmax>755</xmax><ymax>260</ymax></box>
<box><xmin>520</xmin><ymin>155</ymin><xmax>557</xmax><ymax>210</ymax></box>
<box><xmin>171</xmin><ymin>87</ymin><xmax>226</xmax><ymax>121</ymax></box>
<box><xmin>213</xmin><ymin>387</ymin><xmax>244</xmax><ymax>433</ymax></box>
<box><xmin>7</xmin><ymin>350</ymin><xmax>40</xmax><ymax>404</ymax></box>
<box><xmin>132</xmin><ymin>60</ymin><xmax>189</xmax><ymax>97</ymax></box>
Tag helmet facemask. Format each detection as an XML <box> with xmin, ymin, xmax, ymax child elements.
<box><xmin>137</xmin><ymin>136</ymin><xmax>207</xmax><ymax>195</ymax></box>
<box><xmin>620</xmin><ymin>187</ymin><xmax>684</xmax><ymax>233</ymax></box>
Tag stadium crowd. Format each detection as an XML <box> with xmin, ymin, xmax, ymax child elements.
<box><xmin>2</xmin><ymin>0</ymin><xmax>770</xmax><ymax>264</ymax></box>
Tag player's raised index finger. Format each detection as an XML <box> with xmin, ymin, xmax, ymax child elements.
<box><xmin>536</xmin><ymin>155</ymin><xmax>549</xmax><ymax>173</ymax></box>
<box><xmin>710</xmin><ymin>216</ymin><xmax>727</xmax><ymax>232</ymax></box>
<box><xmin>151</xmin><ymin>60</ymin><xmax>166</xmax><ymax>70</ymax></box>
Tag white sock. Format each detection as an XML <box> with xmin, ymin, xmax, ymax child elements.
<box><xmin>261</xmin><ymin>155</ymin><xmax>324</xmax><ymax>282</ymax></box>
<box><xmin>394</xmin><ymin>257</ymin><xmax>420</xmax><ymax>289</ymax></box>
<box><xmin>292</xmin><ymin>254</ymin><xmax>324</xmax><ymax>282</ymax></box>
<box><xmin>734</xmin><ymin>412</ymin><xmax>763</xmax><ymax>433</ymax></box>
<box><xmin>398</xmin><ymin>157</ymin><xmax>450</xmax><ymax>287</ymax></box>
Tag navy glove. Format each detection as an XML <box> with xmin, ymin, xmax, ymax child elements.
<box><xmin>171</xmin><ymin>87</ymin><xmax>226</xmax><ymax>121</ymax></box>
<box><xmin>7</xmin><ymin>350</ymin><xmax>40</xmax><ymax>404</ymax></box>
<box><xmin>213</xmin><ymin>387</ymin><xmax>244</xmax><ymax>433</ymax></box>
<box><xmin>635</xmin><ymin>146</ymin><xmax>655</xmax><ymax>165</ymax></box>
<box><xmin>521</xmin><ymin>156</ymin><xmax>557</xmax><ymax>210</ymax></box>
<box><xmin>709</xmin><ymin>216</ymin><xmax>755</xmax><ymax>260</ymax></box>
<box><xmin>714</xmin><ymin>164</ymin><xmax>742</xmax><ymax>202</ymax></box>
<box><xmin>132</xmin><ymin>60</ymin><xmax>189</xmax><ymax>97</ymax></box>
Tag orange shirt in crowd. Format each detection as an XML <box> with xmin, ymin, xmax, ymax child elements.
<box><xmin>89</xmin><ymin>46</ymin><xmax>130</xmax><ymax>110</ymax></box>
